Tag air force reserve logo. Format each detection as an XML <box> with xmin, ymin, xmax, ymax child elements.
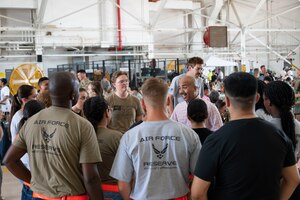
<box><xmin>152</xmin><ymin>143</ymin><xmax>168</xmax><ymax>159</ymax></box>
<box><xmin>41</xmin><ymin>127</ymin><xmax>56</xmax><ymax>143</ymax></box>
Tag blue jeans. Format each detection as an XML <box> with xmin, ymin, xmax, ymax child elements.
<box><xmin>104</xmin><ymin>191</ymin><xmax>123</xmax><ymax>200</ymax></box>
<box><xmin>21</xmin><ymin>185</ymin><xmax>42</xmax><ymax>200</ymax></box>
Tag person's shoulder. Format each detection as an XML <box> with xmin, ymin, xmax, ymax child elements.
<box><xmin>129</xmin><ymin>94</ymin><xmax>140</xmax><ymax>102</ymax></box>
<box><xmin>177</xmin><ymin>101</ymin><xmax>187</xmax><ymax>107</ymax></box>
<box><xmin>105</xmin><ymin>92</ymin><xmax>115</xmax><ymax>100</ymax></box>
<box><xmin>171</xmin><ymin>120</ymin><xmax>193</xmax><ymax>132</ymax></box>
<box><xmin>294</xmin><ymin>119</ymin><xmax>300</xmax><ymax>136</ymax></box>
<box><xmin>106</xmin><ymin>128</ymin><xmax>123</xmax><ymax>138</ymax></box>
<box><xmin>202</xmin><ymin>98</ymin><xmax>217</xmax><ymax>109</ymax></box>
<box><xmin>172</xmin><ymin>74</ymin><xmax>184</xmax><ymax>83</ymax></box>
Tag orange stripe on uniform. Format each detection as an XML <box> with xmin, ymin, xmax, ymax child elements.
<box><xmin>101</xmin><ymin>184</ymin><xmax>119</xmax><ymax>193</ymax></box>
<box><xmin>174</xmin><ymin>196</ymin><xmax>188</xmax><ymax>200</ymax></box>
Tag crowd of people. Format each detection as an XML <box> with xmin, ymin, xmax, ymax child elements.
<box><xmin>0</xmin><ymin>57</ymin><xmax>299</xmax><ymax>200</ymax></box>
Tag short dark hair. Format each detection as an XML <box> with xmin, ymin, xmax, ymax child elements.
<box><xmin>215</xmin><ymin>99</ymin><xmax>226</xmax><ymax>110</ymax></box>
<box><xmin>255</xmin><ymin>80</ymin><xmax>267</xmax><ymax>111</ymax></box>
<box><xmin>38</xmin><ymin>77</ymin><xmax>49</xmax><ymax>86</ymax></box>
<box><xmin>209</xmin><ymin>90</ymin><xmax>219</xmax><ymax>103</ymax></box>
<box><xmin>83</xmin><ymin>96</ymin><xmax>108</xmax><ymax>131</ymax></box>
<box><xmin>224</xmin><ymin>72</ymin><xmax>257</xmax><ymax>108</ymax></box>
<box><xmin>263</xmin><ymin>76</ymin><xmax>272</xmax><ymax>82</ymax></box>
<box><xmin>260</xmin><ymin>65</ymin><xmax>265</xmax><ymax>69</ymax></box>
<box><xmin>19</xmin><ymin>100</ymin><xmax>45</xmax><ymax>129</ymax></box>
<box><xmin>1</xmin><ymin>78</ymin><xmax>7</xmax><ymax>85</ymax></box>
<box><xmin>77</xmin><ymin>69</ymin><xmax>86</xmax><ymax>74</ymax></box>
<box><xmin>187</xmin><ymin>99</ymin><xmax>208</xmax><ymax>123</ymax></box>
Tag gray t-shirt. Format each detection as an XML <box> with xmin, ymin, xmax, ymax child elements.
<box><xmin>169</xmin><ymin>74</ymin><xmax>204</xmax><ymax>107</ymax></box>
<box><xmin>110</xmin><ymin>120</ymin><xmax>201</xmax><ymax>199</ymax></box>
<box><xmin>269</xmin><ymin>117</ymin><xmax>300</xmax><ymax>158</ymax></box>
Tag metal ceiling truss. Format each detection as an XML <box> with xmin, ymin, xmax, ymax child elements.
<box><xmin>0</xmin><ymin>0</ymin><xmax>298</xmax><ymax>60</ymax></box>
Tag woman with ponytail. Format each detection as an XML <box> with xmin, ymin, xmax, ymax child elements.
<box><xmin>10</xmin><ymin>85</ymin><xmax>37</xmax><ymax>144</ymax></box>
<box><xmin>264</xmin><ymin>81</ymin><xmax>300</xmax><ymax>200</ymax></box>
<box><xmin>264</xmin><ymin>81</ymin><xmax>300</xmax><ymax>156</ymax></box>
<box><xmin>83</xmin><ymin>96</ymin><xmax>122</xmax><ymax>199</ymax></box>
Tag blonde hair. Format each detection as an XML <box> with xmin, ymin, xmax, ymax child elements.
<box><xmin>141</xmin><ymin>78</ymin><xmax>168</xmax><ymax>107</ymax></box>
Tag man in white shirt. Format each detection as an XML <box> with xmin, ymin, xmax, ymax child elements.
<box><xmin>0</xmin><ymin>78</ymin><xmax>11</xmax><ymax>115</ymax></box>
<box><xmin>168</xmin><ymin>57</ymin><xmax>204</xmax><ymax>112</ymax></box>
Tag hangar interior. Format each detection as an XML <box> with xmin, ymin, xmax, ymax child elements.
<box><xmin>0</xmin><ymin>0</ymin><xmax>299</xmax><ymax>80</ymax></box>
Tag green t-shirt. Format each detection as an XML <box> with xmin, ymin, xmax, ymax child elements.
<box><xmin>96</xmin><ymin>127</ymin><xmax>122</xmax><ymax>184</ymax></box>
<box><xmin>106</xmin><ymin>93</ymin><xmax>143</xmax><ymax>133</ymax></box>
<box><xmin>13</xmin><ymin>106</ymin><xmax>102</xmax><ymax>198</ymax></box>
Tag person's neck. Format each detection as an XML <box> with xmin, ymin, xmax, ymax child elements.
<box><xmin>72</xmin><ymin>105</ymin><xmax>81</xmax><ymax>113</ymax></box>
<box><xmin>186</xmin><ymin>96</ymin><xmax>198</xmax><ymax>103</ymax></box>
<box><xmin>230</xmin><ymin>110</ymin><xmax>256</xmax><ymax>121</ymax></box>
<box><xmin>97</xmin><ymin>120</ymin><xmax>107</xmax><ymax>128</ymax></box>
<box><xmin>145</xmin><ymin>109</ymin><xmax>169</xmax><ymax>121</ymax></box>
<box><xmin>51</xmin><ymin>101</ymin><xmax>72</xmax><ymax>109</ymax></box>
<box><xmin>269</xmin><ymin>109</ymin><xmax>280</xmax><ymax>118</ymax></box>
<box><xmin>186</xmin><ymin>71</ymin><xmax>195</xmax><ymax>78</ymax></box>
<box><xmin>190</xmin><ymin>121</ymin><xmax>205</xmax><ymax>129</ymax></box>
<box><xmin>115</xmin><ymin>91</ymin><xmax>128</xmax><ymax>99</ymax></box>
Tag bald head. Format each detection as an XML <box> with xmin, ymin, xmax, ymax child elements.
<box><xmin>179</xmin><ymin>75</ymin><xmax>196</xmax><ymax>87</ymax></box>
<box><xmin>179</xmin><ymin>75</ymin><xmax>197</xmax><ymax>102</ymax></box>
<box><xmin>49</xmin><ymin>72</ymin><xmax>79</xmax><ymax>107</ymax></box>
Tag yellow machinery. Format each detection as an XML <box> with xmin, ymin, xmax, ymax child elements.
<box><xmin>9</xmin><ymin>64</ymin><xmax>44</xmax><ymax>95</ymax></box>
<box><xmin>167</xmin><ymin>60</ymin><xmax>185</xmax><ymax>73</ymax></box>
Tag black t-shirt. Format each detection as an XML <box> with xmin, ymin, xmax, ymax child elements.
<box><xmin>194</xmin><ymin>118</ymin><xmax>296</xmax><ymax>200</ymax></box>
<box><xmin>193</xmin><ymin>128</ymin><xmax>213</xmax><ymax>145</ymax></box>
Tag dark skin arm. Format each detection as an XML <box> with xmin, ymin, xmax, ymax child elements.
<box><xmin>82</xmin><ymin>163</ymin><xmax>104</xmax><ymax>200</ymax></box>
<box><xmin>3</xmin><ymin>145</ymin><xmax>31</xmax><ymax>183</ymax></box>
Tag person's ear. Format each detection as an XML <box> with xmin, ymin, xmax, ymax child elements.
<box><xmin>225</xmin><ymin>96</ymin><xmax>230</xmax><ymax>108</ymax></box>
<box><xmin>166</xmin><ymin>95</ymin><xmax>171</xmax><ymax>106</ymax></box>
<box><xmin>187</xmin><ymin>115</ymin><xmax>191</xmax><ymax>121</ymax></box>
<box><xmin>256</xmin><ymin>93</ymin><xmax>260</xmax><ymax>103</ymax></box>
<box><xmin>105</xmin><ymin>109</ymin><xmax>109</xmax><ymax>118</ymax></box>
<box><xmin>141</xmin><ymin>98</ymin><xmax>147</xmax><ymax>113</ymax></box>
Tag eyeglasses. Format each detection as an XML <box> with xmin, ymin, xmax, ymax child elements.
<box><xmin>117</xmin><ymin>79</ymin><xmax>129</xmax><ymax>84</ymax></box>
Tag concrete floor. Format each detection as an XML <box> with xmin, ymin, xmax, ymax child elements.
<box><xmin>2</xmin><ymin>166</ymin><xmax>22</xmax><ymax>200</ymax></box>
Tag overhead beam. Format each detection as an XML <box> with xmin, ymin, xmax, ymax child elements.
<box><xmin>0</xmin><ymin>0</ymin><xmax>37</xmax><ymax>9</ymax></box>
<box><xmin>244</xmin><ymin>0</ymin><xmax>267</xmax><ymax>27</ymax></box>
<box><xmin>106</xmin><ymin>0</ymin><xmax>148</xmax><ymax>28</ymax></box>
<box><xmin>0</xmin><ymin>14</ymin><xmax>33</xmax><ymax>26</ymax></box>
<box><xmin>248</xmin><ymin>4</ymin><xmax>300</xmax><ymax>27</ymax></box>
<box><xmin>230</xmin><ymin>0</ymin><xmax>242</xmax><ymax>27</ymax></box>
<box><xmin>247</xmin><ymin>32</ymin><xmax>300</xmax><ymax>70</ymax></box>
<box><xmin>208</xmin><ymin>0</ymin><xmax>224</xmax><ymax>25</ymax></box>
<box><xmin>37</xmin><ymin>0</ymin><xmax>48</xmax><ymax>25</ymax></box>
<box><xmin>151</xmin><ymin>0</ymin><xmax>168</xmax><ymax>29</ymax></box>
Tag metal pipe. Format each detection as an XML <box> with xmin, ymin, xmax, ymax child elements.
<box><xmin>116</xmin><ymin>0</ymin><xmax>122</xmax><ymax>51</ymax></box>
